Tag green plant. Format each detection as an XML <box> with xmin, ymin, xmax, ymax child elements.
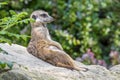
<box><xmin>0</xmin><ymin>48</ymin><xmax>13</xmax><ymax>73</ymax></box>
<box><xmin>0</xmin><ymin>1</ymin><xmax>32</xmax><ymax>72</ymax></box>
<box><xmin>0</xmin><ymin>61</ymin><xmax>13</xmax><ymax>71</ymax></box>
<box><xmin>0</xmin><ymin>10</ymin><xmax>31</xmax><ymax>44</ymax></box>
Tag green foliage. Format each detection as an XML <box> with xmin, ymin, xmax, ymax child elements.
<box><xmin>0</xmin><ymin>10</ymin><xmax>31</xmax><ymax>44</ymax></box>
<box><xmin>0</xmin><ymin>1</ymin><xmax>31</xmax><ymax>71</ymax></box>
<box><xmin>0</xmin><ymin>1</ymin><xmax>32</xmax><ymax>45</ymax></box>
<box><xmin>49</xmin><ymin>0</ymin><xmax>120</xmax><ymax>61</ymax></box>
<box><xmin>0</xmin><ymin>0</ymin><xmax>120</xmax><ymax>66</ymax></box>
<box><xmin>0</xmin><ymin>61</ymin><xmax>13</xmax><ymax>70</ymax></box>
<box><xmin>0</xmin><ymin>48</ymin><xmax>13</xmax><ymax>71</ymax></box>
<box><xmin>0</xmin><ymin>2</ymin><xmax>7</xmax><ymax>8</ymax></box>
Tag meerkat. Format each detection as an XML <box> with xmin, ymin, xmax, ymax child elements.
<box><xmin>27</xmin><ymin>10</ymin><xmax>88</xmax><ymax>71</ymax></box>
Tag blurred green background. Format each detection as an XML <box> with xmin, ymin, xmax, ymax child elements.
<box><xmin>0</xmin><ymin>0</ymin><xmax>120</xmax><ymax>67</ymax></box>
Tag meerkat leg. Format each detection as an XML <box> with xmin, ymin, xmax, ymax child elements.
<box><xmin>46</xmin><ymin>60</ymin><xmax>56</xmax><ymax>65</ymax></box>
<box><xmin>57</xmin><ymin>62</ymin><xmax>88</xmax><ymax>71</ymax></box>
<box><xmin>43</xmin><ymin>47</ymin><xmax>88</xmax><ymax>71</ymax></box>
<box><xmin>45</xmin><ymin>58</ymin><xmax>75</xmax><ymax>70</ymax></box>
<box><xmin>56</xmin><ymin>62</ymin><xmax>81</xmax><ymax>71</ymax></box>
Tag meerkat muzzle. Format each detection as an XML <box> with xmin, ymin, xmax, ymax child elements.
<box><xmin>49</xmin><ymin>16</ymin><xmax>54</xmax><ymax>22</ymax></box>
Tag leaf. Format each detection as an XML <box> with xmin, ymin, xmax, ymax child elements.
<box><xmin>0</xmin><ymin>2</ymin><xmax>8</xmax><ymax>8</ymax></box>
<box><xmin>6</xmin><ymin>62</ymin><xmax>13</xmax><ymax>69</ymax></box>
<box><xmin>0</xmin><ymin>61</ymin><xmax>6</xmax><ymax>69</ymax></box>
<box><xmin>0</xmin><ymin>48</ymin><xmax>8</xmax><ymax>54</ymax></box>
<box><xmin>9</xmin><ymin>10</ymin><xmax>17</xmax><ymax>15</ymax></box>
<box><xmin>0</xmin><ymin>37</ymin><xmax>12</xmax><ymax>44</ymax></box>
<box><xmin>20</xmin><ymin>35</ymin><xmax>28</xmax><ymax>41</ymax></box>
<box><xmin>0</xmin><ymin>48</ymin><xmax>3</xmax><ymax>52</ymax></box>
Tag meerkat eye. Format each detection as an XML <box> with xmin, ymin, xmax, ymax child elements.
<box><xmin>40</xmin><ymin>14</ymin><xmax>48</xmax><ymax>18</ymax></box>
<box><xmin>32</xmin><ymin>15</ymin><xmax>36</xmax><ymax>20</ymax></box>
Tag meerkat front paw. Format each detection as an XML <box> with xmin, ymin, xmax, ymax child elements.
<box><xmin>56</xmin><ymin>43</ymin><xmax>63</xmax><ymax>50</ymax></box>
<box><xmin>49</xmin><ymin>41</ymin><xmax>63</xmax><ymax>50</ymax></box>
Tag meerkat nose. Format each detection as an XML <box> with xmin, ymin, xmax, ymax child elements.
<box><xmin>50</xmin><ymin>17</ymin><xmax>54</xmax><ymax>21</ymax></box>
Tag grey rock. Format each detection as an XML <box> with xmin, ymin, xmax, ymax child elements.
<box><xmin>0</xmin><ymin>43</ymin><xmax>119</xmax><ymax>80</ymax></box>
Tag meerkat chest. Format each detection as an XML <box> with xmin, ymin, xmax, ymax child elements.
<box><xmin>46</xmin><ymin>30</ymin><xmax>51</xmax><ymax>40</ymax></box>
<box><xmin>34</xmin><ymin>27</ymin><xmax>51</xmax><ymax>40</ymax></box>
<box><xmin>34</xmin><ymin>27</ymin><xmax>46</xmax><ymax>33</ymax></box>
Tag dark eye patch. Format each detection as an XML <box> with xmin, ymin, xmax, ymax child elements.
<box><xmin>40</xmin><ymin>14</ymin><xmax>48</xmax><ymax>17</ymax></box>
<box><xmin>32</xmin><ymin>15</ymin><xmax>36</xmax><ymax>20</ymax></box>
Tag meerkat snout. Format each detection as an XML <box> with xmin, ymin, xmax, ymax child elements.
<box><xmin>30</xmin><ymin>10</ymin><xmax>54</xmax><ymax>24</ymax></box>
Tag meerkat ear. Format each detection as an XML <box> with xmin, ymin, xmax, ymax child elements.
<box><xmin>32</xmin><ymin>15</ymin><xmax>37</xmax><ymax>20</ymax></box>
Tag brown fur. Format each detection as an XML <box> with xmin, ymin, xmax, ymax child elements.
<box><xmin>27</xmin><ymin>10</ymin><xmax>88</xmax><ymax>71</ymax></box>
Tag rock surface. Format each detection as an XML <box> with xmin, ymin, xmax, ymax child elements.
<box><xmin>0</xmin><ymin>43</ymin><xmax>120</xmax><ymax>80</ymax></box>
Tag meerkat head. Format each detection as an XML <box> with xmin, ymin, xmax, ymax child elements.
<box><xmin>30</xmin><ymin>10</ymin><xmax>54</xmax><ymax>27</ymax></box>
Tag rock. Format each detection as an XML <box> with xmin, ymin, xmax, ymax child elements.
<box><xmin>0</xmin><ymin>43</ymin><xmax>119</xmax><ymax>80</ymax></box>
<box><xmin>109</xmin><ymin>65</ymin><xmax>120</xmax><ymax>79</ymax></box>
